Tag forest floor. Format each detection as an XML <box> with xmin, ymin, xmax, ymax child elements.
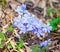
<box><xmin>0</xmin><ymin>0</ymin><xmax>60</xmax><ymax>52</ymax></box>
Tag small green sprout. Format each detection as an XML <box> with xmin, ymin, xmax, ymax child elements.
<box><xmin>0</xmin><ymin>0</ymin><xmax>8</xmax><ymax>8</ymax></box>
<box><xmin>49</xmin><ymin>18</ymin><xmax>60</xmax><ymax>31</ymax></box>
<box><xmin>17</xmin><ymin>37</ymin><xmax>24</xmax><ymax>48</ymax></box>
<box><xmin>32</xmin><ymin>44</ymin><xmax>40</xmax><ymax>52</ymax></box>
<box><xmin>8</xmin><ymin>43</ymin><xmax>13</xmax><ymax>48</ymax></box>
<box><xmin>7</xmin><ymin>26</ymin><xmax>14</xmax><ymax>31</ymax></box>
<box><xmin>0</xmin><ymin>43</ymin><xmax>4</xmax><ymax>48</ymax></box>
<box><xmin>0</xmin><ymin>32</ymin><xmax>5</xmax><ymax>39</ymax></box>
<box><xmin>47</xmin><ymin>8</ymin><xmax>56</xmax><ymax>14</ymax></box>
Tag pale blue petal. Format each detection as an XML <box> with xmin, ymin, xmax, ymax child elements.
<box><xmin>34</xmin><ymin>31</ymin><xmax>38</xmax><ymax>34</ymax></box>
<box><xmin>21</xmin><ymin>4</ymin><xmax>26</xmax><ymax>11</ymax></box>
<box><xmin>40</xmin><ymin>39</ymin><xmax>51</xmax><ymax>47</ymax></box>
<box><xmin>27</xmin><ymin>25</ymin><xmax>33</xmax><ymax>31</ymax></box>
<box><xmin>13</xmin><ymin>22</ymin><xmax>18</xmax><ymax>27</ymax></box>
<box><xmin>40</xmin><ymin>33</ymin><xmax>45</xmax><ymax>36</ymax></box>
<box><xmin>15</xmin><ymin>6</ymin><xmax>21</xmax><ymax>12</ymax></box>
<box><xmin>42</xmin><ymin>28</ymin><xmax>47</xmax><ymax>33</ymax></box>
<box><xmin>14</xmin><ymin>17</ymin><xmax>18</xmax><ymax>22</ymax></box>
<box><xmin>36</xmin><ymin>33</ymin><xmax>40</xmax><ymax>38</ymax></box>
<box><xmin>48</xmin><ymin>39</ymin><xmax>51</xmax><ymax>42</ymax></box>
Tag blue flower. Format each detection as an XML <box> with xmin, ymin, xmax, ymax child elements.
<box><xmin>17</xmin><ymin>23</ymin><xmax>27</xmax><ymax>34</ymax></box>
<box><xmin>21</xmin><ymin>4</ymin><xmax>26</xmax><ymax>11</ymax></box>
<box><xmin>14</xmin><ymin>15</ymin><xmax>21</xmax><ymax>22</ymax></box>
<box><xmin>13</xmin><ymin>4</ymin><xmax>52</xmax><ymax>38</ymax></box>
<box><xmin>23</xmin><ymin>23</ymin><xmax>28</xmax><ymax>26</ymax></box>
<box><xmin>17</xmin><ymin>23</ymin><xmax>24</xmax><ymax>30</ymax></box>
<box><xmin>15</xmin><ymin>4</ymin><xmax>28</xmax><ymax>15</ymax></box>
<box><xmin>40</xmin><ymin>41</ymin><xmax>48</xmax><ymax>47</ymax></box>
<box><xmin>36</xmin><ymin>33</ymin><xmax>40</xmax><ymax>37</ymax></box>
<box><xmin>40</xmin><ymin>39</ymin><xmax>51</xmax><ymax>47</ymax></box>
<box><xmin>46</xmin><ymin>24</ymin><xmax>52</xmax><ymax>33</ymax></box>
<box><xmin>41</xmin><ymin>28</ymin><xmax>47</xmax><ymax>33</ymax></box>
<box><xmin>15</xmin><ymin>6</ymin><xmax>21</xmax><ymax>12</ymax></box>
<box><xmin>13</xmin><ymin>22</ymin><xmax>18</xmax><ymax>27</ymax></box>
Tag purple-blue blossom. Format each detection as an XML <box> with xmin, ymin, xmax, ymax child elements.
<box><xmin>39</xmin><ymin>39</ymin><xmax>51</xmax><ymax>47</ymax></box>
<box><xmin>21</xmin><ymin>4</ymin><xmax>26</xmax><ymax>11</ymax></box>
<box><xmin>13</xmin><ymin>4</ymin><xmax>52</xmax><ymax>38</ymax></box>
<box><xmin>15</xmin><ymin>4</ymin><xmax>28</xmax><ymax>15</ymax></box>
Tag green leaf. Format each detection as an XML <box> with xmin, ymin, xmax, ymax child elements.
<box><xmin>32</xmin><ymin>44</ymin><xmax>40</xmax><ymax>52</ymax></box>
<box><xmin>24</xmin><ymin>40</ymin><xmax>27</xmax><ymax>42</ymax></box>
<box><xmin>18</xmin><ymin>42</ymin><xmax>23</xmax><ymax>48</ymax></box>
<box><xmin>17</xmin><ymin>37</ymin><xmax>24</xmax><ymax>48</ymax></box>
<box><xmin>8</xmin><ymin>43</ymin><xmax>12</xmax><ymax>48</ymax></box>
<box><xmin>57</xmin><ymin>18</ymin><xmax>60</xmax><ymax>24</ymax></box>
<box><xmin>0</xmin><ymin>32</ymin><xmax>5</xmax><ymax>39</ymax></box>
<box><xmin>49</xmin><ymin>17</ymin><xmax>60</xmax><ymax>31</ymax></box>
<box><xmin>7</xmin><ymin>26</ymin><xmax>14</xmax><ymax>31</ymax></box>
<box><xmin>47</xmin><ymin>8</ymin><xmax>56</xmax><ymax>14</ymax></box>
<box><xmin>2</xmin><ymin>0</ymin><xmax>5</xmax><ymax>6</ymax></box>
<box><xmin>2</xmin><ymin>0</ymin><xmax>8</xmax><ymax>6</ymax></box>
<box><xmin>51</xmin><ymin>24</ymin><xmax>57</xmax><ymax>31</ymax></box>
<box><xmin>49</xmin><ymin>20</ymin><xmax>58</xmax><ymax>31</ymax></box>
<box><xmin>0</xmin><ymin>43</ymin><xmax>4</xmax><ymax>48</ymax></box>
<box><xmin>49</xmin><ymin>20</ymin><xmax>54</xmax><ymax>26</ymax></box>
<box><xmin>50</xmin><ymin>18</ymin><xmax>60</xmax><ymax>25</ymax></box>
<box><xmin>41</xmin><ymin>47</ymin><xmax>47</xmax><ymax>52</ymax></box>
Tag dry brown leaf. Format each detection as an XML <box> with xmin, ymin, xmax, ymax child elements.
<box><xmin>9</xmin><ymin>3</ymin><xmax>17</xmax><ymax>10</ymax></box>
<box><xmin>0</xmin><ymin>11</ymin><xmax>3</xmax><ymax>18</ymax></box>
<box><xmin>3</xmin><ymin>49</ymin><xmax>8</xmax><ymax>52</ymax></box>
<box><xmin>24</xmin><ymin>45</ymin><xmax>32</xmax><ymax>52</ymax></box>
<box><xmin>20</xmin><ymin>49</ymin><xmax>25</xmax><ymax>52</ymax></box>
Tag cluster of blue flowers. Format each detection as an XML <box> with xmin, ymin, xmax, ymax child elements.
<box><xmin>13</xmin><ymin>4</ymin><xmax>52</xmax><ymax>38</ymax></box>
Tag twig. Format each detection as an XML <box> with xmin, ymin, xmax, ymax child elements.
<box><xmin>41</xmin><ymin>0</ymin><xmax>46</xmax><ymax>17</ymax></box>
<box><xmin>49</xmin><ymin>0</ymin><xmax>54</xmax><ymax>18</ymax></box>
<box><xmin>48</xmin><ymin>44</ymin><xmax>60</xmax><ymax>50</ymax></box>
